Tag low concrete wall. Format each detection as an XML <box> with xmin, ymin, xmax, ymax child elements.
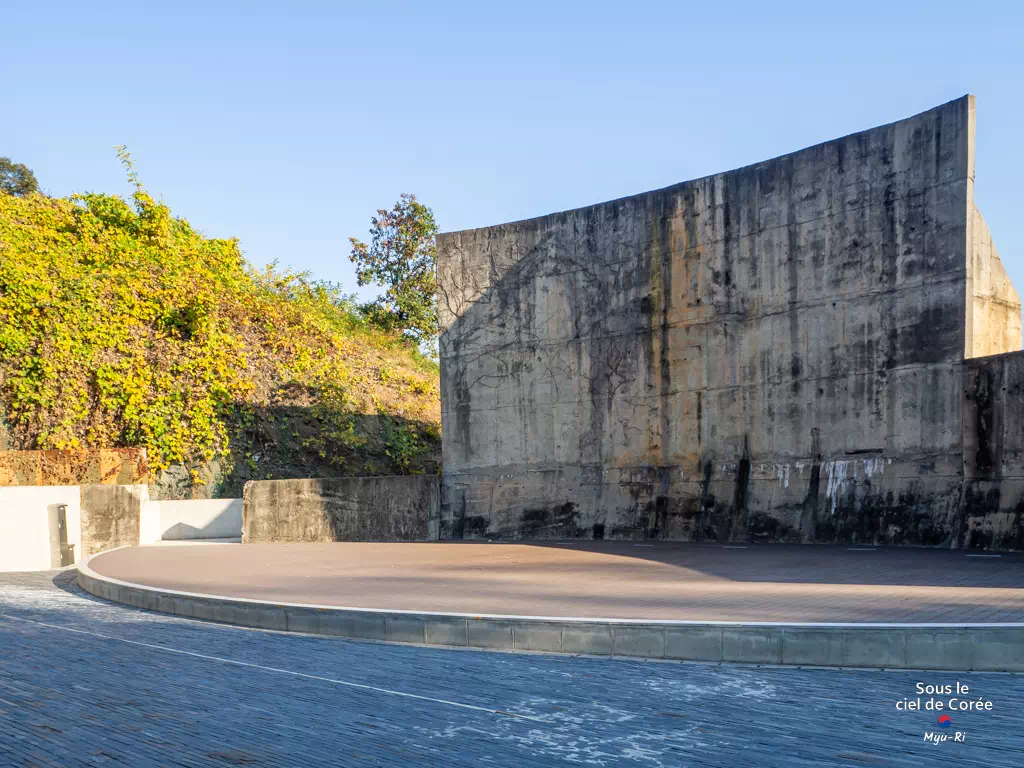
<box><xmin>80</xmin><ymin>484</ymin><xmax>147</xmax><ymax>558</ymax></box>
<box><xmin>0</xmin><ymin>486</ymin><xmax>81</xmax><ymax>572</ymax></box>
<box><xmin>77</xmin><ymin>557</ymin><xmax>1024</xmax><ymax>671</ymax></box>
<box><xmin>146</xmin><ymin>499</ymin><xmax>243</xmax><ymax>541</ymax></box>
<box><xmin>243</xmin><ymin>477</ymin><xmax>440</xmax><ymax>543</ymax></box>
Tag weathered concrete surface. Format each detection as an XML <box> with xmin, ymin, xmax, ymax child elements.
<box><xmin>437</xmin><ymin>95</ymin><xmax>1024</xmax><ymax>547</ymax></box>
<box><xmin>967</xmin><ymin>205</ymin><xmax>1021</xmax><ymax>357</ymax></box>
<box><xmin>79</xmin><ymin>484</ymin><xmax>146</xmax><ymax>557</ymax></box>
<box><xmin>0</xmin><ymin>448</ymin><xmax>148</xmax><ymax>487</ymax></box>
<box><xmin>243</xmin><ymin>477</ymin><xmax>440</xmax><ymax>542</ymax></box>
<box><xmin>962</xmin><ymin>350</ymin><xmax>1024</xmax><ymax>549</ymax></box>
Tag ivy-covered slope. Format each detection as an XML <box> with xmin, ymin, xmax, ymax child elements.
<box><xmin>0</xmin><ymin>188</ymin><xmax>440</xmax><ymax>497</ymax></box>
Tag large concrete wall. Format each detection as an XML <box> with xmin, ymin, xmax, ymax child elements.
<box><xmin>243</xmin><ymin>477</ymin><xmax>440</xmax><ymax>543</ymax></box>
<box><xmin>437</xmin><ymin>96</ymin><xmax>1023</xmax><ymax>547</ymax></box>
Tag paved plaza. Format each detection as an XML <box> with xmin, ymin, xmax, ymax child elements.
<box><xmin>1</xmin><ymin>569</ymin><xmax>1021</xmax><ymax>766</ymax></box>
<box><xmin>91</xmin><ymin>541</ymin><xmax>1024</xmax><ymax>622</ymax></box>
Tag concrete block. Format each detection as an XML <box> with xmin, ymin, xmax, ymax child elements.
<box><xmin>80</xmin><ymin>484</ymin><xmax>145</xmax><ymax>557</ymax></box>
<box><xmin>157</xmin><ymin>595</ymin><xmax>176</xmax><ymax>616</ymax></box>
<box><xmin>425</xmin><ymin>617</ymin><xmax>468</xmax><ymax>646</ymax></box>
<box><xmin>722</xmin><ymin>628</ymin><xmax>783</xmax><ymax>664</ymax></box>
<box><xmin>319</xmin><ymin>611</ymin><xmax>387</xmax><ymax>640</ymax></box>
<box><xmin>612</xmin><ymin>626</ymin><xmax>665</xmax><ymax>658</ymax></box>
<box><xmin>468</xmin><ymin>619</ymin><xmax>513</xmax><ymax>650</ymax></box>
<box><xmin>781</xmin><ymin>628</ymin><xmax>845</xmax><ymax>666</ymax></box>
<box><xmin>190</xmin><ymin>600</ymin><xmax>216</xmax><ymax>622</ymax></box>
<box><xmin>255</xmin><ymin>607</ymin><xmax>288</xmax><ymax>632</ymax></box>
<box><xmin>285</xmin><ymin>608</ymin><xmax>322</xmax><ymax>634</ymax></box>
<box><xmin>234</xmin><ymin>605</ymin><xmax>265</xmax><ymax>627</ymax></box>
<box><xmin>842</xmin><ymin>630</ymin><xmax>906</xmax><ymax>668</ymax></box>
<box><xmin>561</xmin><ymin>624</ymin><xmax>613</xmax><ymax>655</ymax></box>
<box><xmin>513</xmin><ymin>623</ymin><xmax>563</xmax><ymax>652</ymax></box>
<box><xmin>171</xmin><ymin>597</ymin><xmax>194</xmax><ymax>618</ymax></box>
<box><xmin>386</xmin><ymin>614</ymin><xmax>426</xmax><ymax>644</ymax></box>
<box><xmin>212</xmin><ymin>603</ymin><xmax>238</xmax><ymax>625</ymax></box>
<box><xmin>971</xmin><ymin>628</ymin><xmax>1024</xmax><ymax>671</ymax></box>
<box><xmin>665</xmin><ymin>627</ymin><xmax>723</xmax><ymax>662</ymax></box>
<box><xmin>905</xmin><ymin>630</ymin><xmax>974</xmax><ymax>670</ymax></box>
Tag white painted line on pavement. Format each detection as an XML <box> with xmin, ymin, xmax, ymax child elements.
<box><xmin>0</xmin><ymin>613</ymin><xmax>548</xmax><ymax>723</ymax></box>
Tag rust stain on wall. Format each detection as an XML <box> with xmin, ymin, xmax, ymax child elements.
<box><xmin>0</xmin><ymin>448</ymin><xmax>148</xmax><ymax>487</ymax></box>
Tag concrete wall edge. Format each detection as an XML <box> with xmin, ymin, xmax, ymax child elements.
<box><xmin>76</xmin><ymin>552</ymin><xmax>1024</xmax><ymax>671</ymax></box>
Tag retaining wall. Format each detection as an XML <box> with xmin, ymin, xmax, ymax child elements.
<box><xmin>243</xmin><ymin>477</ymin><xmax>440</xmax><ymax>543</ymax></box>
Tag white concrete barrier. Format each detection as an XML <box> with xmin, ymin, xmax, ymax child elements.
<box><xmin>148</xmin><ymin>499</ymin><xmax>242</xmax><ymax>541</ymax></box>
<box><xmin>0</xmin><ymin>486</ymin><xmax>81</xmax><ymax>572</ymax></box>
<box><xmin>139</xmin><ymin>499</ymin><xmax>162</xmax><ymax>545</ymax></box>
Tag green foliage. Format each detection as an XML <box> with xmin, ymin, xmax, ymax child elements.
<box><xmin>0</xmin><ymin>155</ymin><xmax>440</xmax><ymax>481</ymax></box>
<box><xmin>378</xmin><ymin>413</ymin><xmax>439</xmax><ymax>475</ymax></box>
<box><xmin>0</xmin><ymin>157</ymin><xmax>40</xmax><ymax>197</ymax></box>
<box><xmin>349</xmin><ymin>193</ymin><xmax>439</xmax><ymax>344</ymax></box>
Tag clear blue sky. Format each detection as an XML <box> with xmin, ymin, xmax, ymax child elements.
<box><xmin>7</xmin><ymin>1</ymin><xmax>1023</xmax><ymax>301</ymax></box>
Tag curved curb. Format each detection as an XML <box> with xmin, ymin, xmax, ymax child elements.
<box><xmin>77</xmin><ymin>553</ymin><xmax>1024</xmax><ymax>671</ymax></box>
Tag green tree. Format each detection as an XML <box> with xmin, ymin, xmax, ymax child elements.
<box><xmin>349</xmin><ymin>193</ymin><xmax>438</xmax><ymax>344</ymax></box>
<box><xmin>0</xmin><ymin>157</ymin><xmax>40</xmax><ymax>197</ymax></box>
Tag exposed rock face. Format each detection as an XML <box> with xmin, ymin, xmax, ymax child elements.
<box><xmin>437</xmin><ymin>95</ymin><xmax>1024</xmax><ymax>548</ymax></box>
<box><xmin>0</xmin><ymin>448</ymin><xmax>148</xmax><ymax>487</ymax></box>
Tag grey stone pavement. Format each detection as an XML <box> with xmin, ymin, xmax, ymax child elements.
<box><xmin>0</xmin><ymin>571</ymin><xmax>1021</xmax><ymax>767</ymax></box>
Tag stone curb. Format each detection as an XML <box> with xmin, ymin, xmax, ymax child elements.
<box><xmin>77</xmin><ymin>554</ymin><xmax>1024</xmax><ymax>671</ymax></box>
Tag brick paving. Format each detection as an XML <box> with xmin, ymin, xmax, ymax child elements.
<box><xmin>1</xmin><ymin>570</ymin><xmax>1022</xmax><ymax>766</ymax></box>
<box><xmin>89</xmin><ymin>542</ymin><xmax>1024</xmax><ymax>622</ymax></box>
